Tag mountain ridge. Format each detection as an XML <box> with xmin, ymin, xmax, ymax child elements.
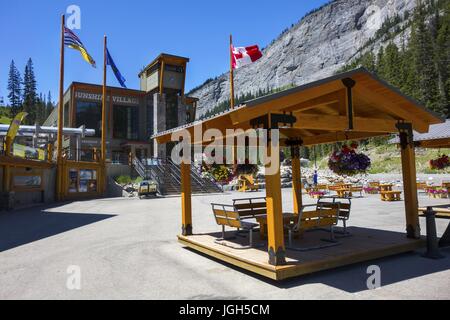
<box><xmin>189</xmin><ymin>0</ymin><xmax>418</xmax><ymax>118</ymax></box>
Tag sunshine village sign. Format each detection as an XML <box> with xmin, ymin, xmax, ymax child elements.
<box><xmin>75</xmin><ymin>91</ymin><xmax>140</xmax><ymax>105</ymax></box>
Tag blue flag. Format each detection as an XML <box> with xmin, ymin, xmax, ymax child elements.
<box><xmin>106</xmin><ymin>48</ymin><xmax>126</xmax><ymax>88</ymax></box>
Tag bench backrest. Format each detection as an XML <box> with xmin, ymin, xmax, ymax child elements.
<box><xmin>296</xmin><ymin>205</ymin><xmax>339</xmax><ymax>231</ymax></box>
<box><xmin>233</xmin><ymin>197</ymin><xmax>267</xmax><ymax>218</ymax></box>
<box><xmin>369</xmin><ymin>182</ymin><xmax>380</xmax><ymax>188</ymax></box>
<box><xmin>317</xmin><ymin>198</ymin><xmax>352</xmax><ymax>219</ymax></box>
<box><xmin>212</xmin><ymin>204</ymin><xmax>242</xmax><ymax>228</ymax></box>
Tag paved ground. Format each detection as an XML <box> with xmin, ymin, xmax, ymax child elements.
<box><xmin>0</xmin><ymin>189</ymin><xmax>449</xmax><ymax>300</ymax></box>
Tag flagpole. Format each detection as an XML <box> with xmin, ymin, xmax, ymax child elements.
<box><xmin>229</xmin><ymin>34</ymin><xmax>235</xmax><ymax>110</ymax></box>
<box><xmin>57</xmin><ymin>14</ymin><xmax>65</xmax><ymax>201</ymax></box>
<box><xmin>101</xmin><ymin>35</ymin><xmax>107</xmax><ymax>194</ymax></box>
<box><xmin>102</xmin><ymin>35</ymin><xmax>107</xmax><ymax>164</ymax></box>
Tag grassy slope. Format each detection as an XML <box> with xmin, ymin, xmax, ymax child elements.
<box><xmin>0</xmin><ymin>116</ymin><xmax>11</xmax><ymax>124</ymax></box>
<box><xmin>315</xmin><ymin>144</ymin><xmax>450</xmax><ymax>174</ymax></box>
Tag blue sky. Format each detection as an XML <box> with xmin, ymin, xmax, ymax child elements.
<box><xmin>0</xmin><ymin>0</ymin><xmax>329</xmax><ymax>104</ymax></box>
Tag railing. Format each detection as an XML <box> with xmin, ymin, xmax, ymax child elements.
<box><xmin>192</xmin><ymin>161</ymin><xmax>222</xmax><ymax>192</ymax></box>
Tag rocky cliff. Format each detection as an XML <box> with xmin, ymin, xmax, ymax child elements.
<box><xmin>189</xmin><ymin>0</ymin><xmax>418</xmax><ymax>118</ymax></box>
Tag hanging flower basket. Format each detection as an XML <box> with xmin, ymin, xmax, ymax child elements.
<box><xmin>328</xmin><ymin>143</ymin><xmax>371</xmax><ymax>176</ymax></box>
<box><xmin>429</xmin><ymin>155</ymin><xmax>450</xmax><ymax>170</ymax></box>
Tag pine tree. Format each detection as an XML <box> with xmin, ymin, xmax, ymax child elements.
<box><xmin>45</xmin><ymin>91</ymin><xmax>54</xmax><ymax>119</ymax></box>
<box><xmin>376</xmin><ymin>46</ymin><xmax>386</xmax><ymax>78</ymax></box>
<box><xmin>410</xmin><ymin>0</ymin><xmax>443</xmax><ymax>115</ymax></box>
<box><xmin>7</xmin><ymin>60</ymin><xmax>22</xmax><ymax>118</ymax></box>
<box><xmin>383</xmin><ymin>42</ymin><xmax>402</xmax><ymax>87</ymax></box>
<box><xmin>435</xmin><ymin>0</ymin><xmax>450</xmax><ymax>116</ymax></box>
<box><xmin>22</xmin><ymin>58</ymin><xmax>37</xmax><ymax>124</ymax></box>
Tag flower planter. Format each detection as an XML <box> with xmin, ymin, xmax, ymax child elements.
<box><xmin>328</xmin><ymin>143</ymin><xmax>371</xmax><ymax>176</ymax></box>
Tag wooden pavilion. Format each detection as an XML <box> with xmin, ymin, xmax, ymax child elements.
<box><xmin>153</xmin><ymin>68</ymin><xmax>444</xmax><ymax>280</ymax></box>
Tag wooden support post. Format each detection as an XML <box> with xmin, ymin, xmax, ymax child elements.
<box><xmin>265</xmin><ymin>141</ymin><xmax>286</xmax><ymax>266</ymax></box>
<box><xmin>181</xmin><ymin>162</ymin><xmax>193</xmax><ymax>236</ymax></box>
<box><xmin>47</xmin><ymin>143</ymin><xmax>53</xmax><ymax>162</ymax></box>
<box><xmin>397</xmin><ymin>123</ymin><xmax>420</xmax><ymax>239</ymax></box>
<box><xmin>291</xmin><ymin>145</ymin><xmax>302</xmax><ymax>215</ymax></box>
<box><xmin>3</xmin><ymin>164</ymin><xmax>11</xmax><ymax>193</ymax></box>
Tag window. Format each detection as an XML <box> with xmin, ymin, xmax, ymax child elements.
<box><xmin>113</xmin><ymin>105</ymin><xmax>139</xmax><ymax>140</ymax></box>
<box><xmin>146</xmin><ymin>96</ymin><xmax>154</xmax><ymax>137</ymax></box>
<box><xmin>166</xmin><ymin>93</ymin><xmax>179</xmax><ymax>130</ymax></box>
<box><xmin>69</xmin><ymin>168</ymin><xmax>97</xmax><ymax>193</ymax></box>
<box><xmin>76</xmin><ymin>101</ymin><xmax>102</xmax><ymax>137</ymax></box>
<box><xmin>64</xmin><ymin>102</ymin><xmax>70</xmax><ymax>127</ymax></box>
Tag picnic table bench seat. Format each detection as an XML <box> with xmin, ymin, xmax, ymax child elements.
<box><xmin>381</xmin><ymin>190</ymin><xmax>402</xmax><ymax>201</ymax></box>
<box><xmin>211</xmin><ymin>203</ymin><xmax>259</xmax><ymax>247</ymax></box>
<box><xmin>284</xmin><ymin>204</ymin><xmax>340</xmax><ymax>251</ymax></box>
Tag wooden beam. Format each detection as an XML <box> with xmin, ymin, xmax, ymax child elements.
<box><xmin>294</xmin><ymin>114</ymin><xmax>399</xmax><ymax>132</ymax></box>
<box><xmin>181</xmin><ymin>162</ymin><xmax>193</xmax><ymax>236</ymax></box>
<box><xmin>265</xmin><ymin>141</ymin><xmax>286</xmax><ymax>266</ymax></box>
<box><xmin>417</xmin><ymin>138</ymin><xmax>450</xmax><ymax>149</ymax></box>
<box><xmin>353</xmin><ymin>84</ymin><xmax>430</xmax><ymax>133</ymax></box>
<box><xmin>229</xmin><ymin>81</ymin><xmax>344</xmax><ymax>125</ymax></box>
<box><xmin>282</xmin><ymin>90</ymin><xmax>344</xmax><ymax>113</ymax></box>
<box><xmin>293</xmin><ymin>131</ymin><xmax>390</xmax><ymax>146</ymax></box>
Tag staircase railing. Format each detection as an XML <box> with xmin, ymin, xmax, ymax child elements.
<box><xmin>167</xmin><ymin>159</ymin><xmax>210</xmax><ymax>193</ymax></box>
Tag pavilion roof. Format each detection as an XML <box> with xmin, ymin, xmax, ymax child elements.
<box><xmin>153</xmin><ymin>68</ymin><xmax>444</xmax><ymax>146</ymax></box>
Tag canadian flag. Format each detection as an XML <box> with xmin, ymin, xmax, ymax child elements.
<box><xmin>231</xmin><ymin>45</ymin><xmax>263</xmax><ymax>69</ymax></box>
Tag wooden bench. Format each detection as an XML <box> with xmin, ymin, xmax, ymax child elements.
<box><xmin>211</xmin><ymin>203</ymin><xmax>259</xmax><ymax>247</ymax></box>
<box><xmin>284</xmin><ymin>204</ymin><xmax>340</xmax><ymax>251</ymax></box>
<box><xmin>318</xmin><ymin>197</ymin><xmax>352</xmax><ymax>235</ymax></box>
<box><xmin>381</xmin><ymin>190</ymin><xmax>402</xmax><ymax>201</ymax></box>
<box><xmin>232</xmin><ymin>197</ymin><xmax>267</xmax><ymax>220</ymax></box>
<box><xmin>237</xmin><ymin>174</ymin><xmax>259</xmax><ymax>192</ymax></box>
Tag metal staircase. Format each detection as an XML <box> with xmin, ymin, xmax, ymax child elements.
<box><xmin>132</xmin><ymin>158</ymin><xmax>222</xmax><ymax>196</ymax></box>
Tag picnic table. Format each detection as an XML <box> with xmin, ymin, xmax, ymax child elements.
<box><xmin>380</xmin><ymin>184</ymin><xmax>394</xmax><ymax>192</ymax></box>
<box><xmin>256</xmin><ymin>213</ymin><xmax>297</xmax><ymax>239</ymax></box>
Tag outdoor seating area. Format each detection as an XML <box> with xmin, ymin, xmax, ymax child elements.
<box><xmin>152</xmin><ymin>69</ymin><xmax>443</xmax><ymax>280</ymax></box>
<box><xmin>178</xmin><ymin>227</ymin><xmax>425</xmax><ymax>280</ymax></box>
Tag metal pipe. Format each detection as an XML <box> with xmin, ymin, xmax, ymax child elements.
<box><xmin>0</xmin><ymin>124</ymin><xmax>95</xmax><ymax>136</ymax></box>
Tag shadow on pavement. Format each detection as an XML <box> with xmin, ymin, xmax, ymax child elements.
<box><xmin>0</xmin><ymin>206</ymin><xmax>116</xmax><ymax>252</ymax></box>
<box><xmin>184</xmin><ymin>246</ymin><xmax>450</xmax><ymax>294</ymax></box>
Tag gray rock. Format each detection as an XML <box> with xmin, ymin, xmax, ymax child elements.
<box><xmin>189</xmin><ymin>0</ymin><xmax>417</xmax><ymax>118</ymax></box>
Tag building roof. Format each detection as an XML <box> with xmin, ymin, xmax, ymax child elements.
<box><xmin>390</xmin><ymin>120</ymin><xmax>450</xmax><ymax>148</ymax></box>
<box><xmin>152</xmin><ymin>68</ymin><xmax>444</xmax><ymax>146</ymax></box>
<box><xmin>138</xmin><ymin>53</ymin><xmax>190</xmax><ymax>77</ymax></box>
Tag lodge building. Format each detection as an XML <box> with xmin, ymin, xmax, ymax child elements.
<box><xmin>44</xmin><ymin>53</ymin><xmax>198</xmax><ymax>163</ymax></box>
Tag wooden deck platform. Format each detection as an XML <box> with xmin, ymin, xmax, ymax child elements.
<box><xmin>178</xmin><ymin>227</ymin><xmax>426</xmax><ymax>280</ymax></box>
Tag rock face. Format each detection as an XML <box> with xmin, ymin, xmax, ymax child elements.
<box><xmin>190</xmin><ymin>0</ymin><xmax>417</xmax><ymax>118</ymax></box>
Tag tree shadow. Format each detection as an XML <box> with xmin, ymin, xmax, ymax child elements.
<box><xmin>0</xmin><ymin>206</ymin><xmax>116</xmax><ymax>252</ymax></box>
